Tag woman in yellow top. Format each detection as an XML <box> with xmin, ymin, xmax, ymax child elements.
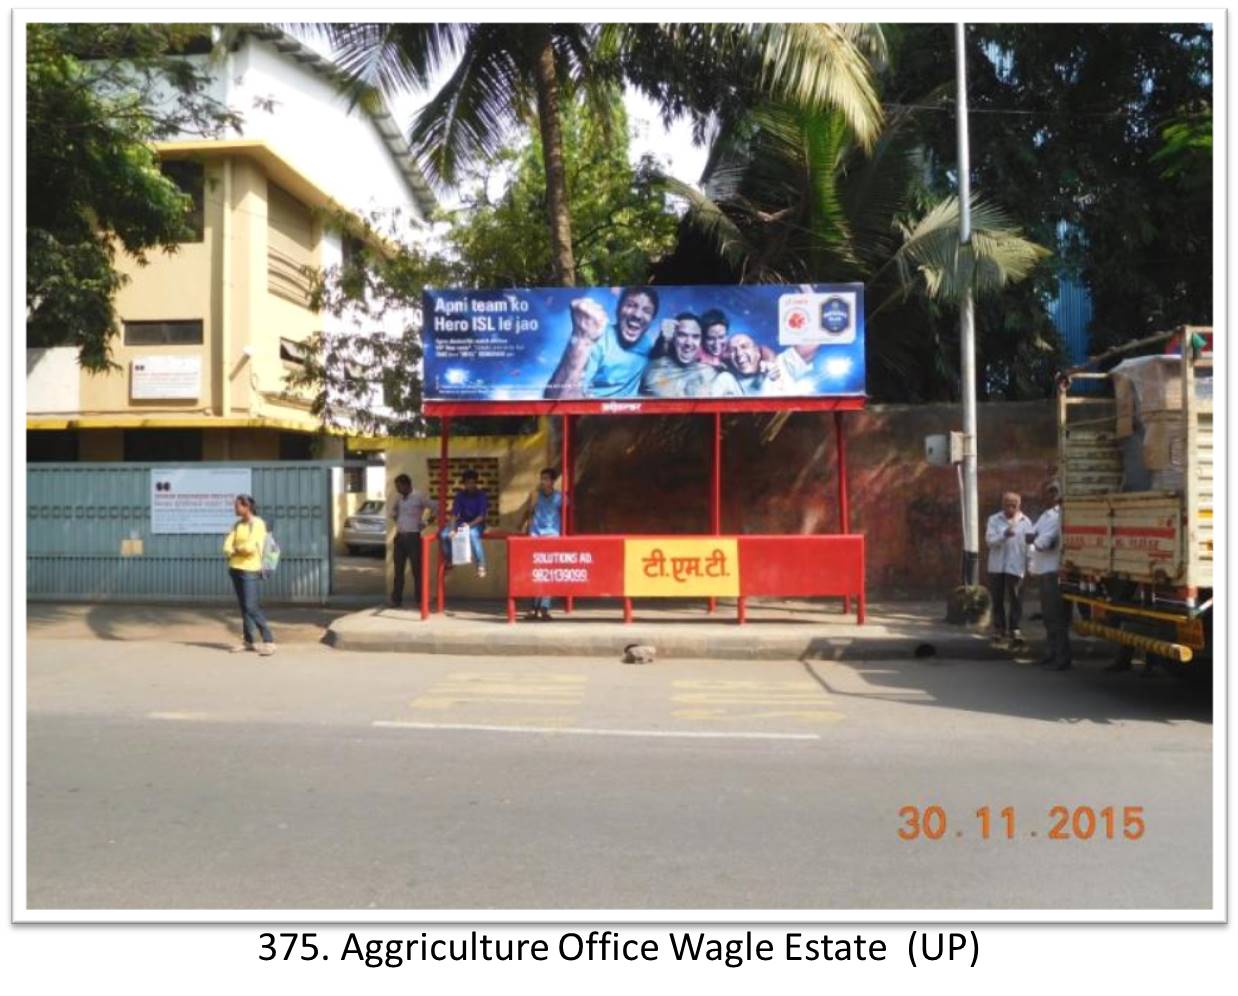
<box><xmin>223</xmin><ymin>494</ymin><xmax>275</xmax><ymax>655</ymax></box>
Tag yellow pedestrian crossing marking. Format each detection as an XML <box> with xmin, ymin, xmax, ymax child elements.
<box><xmin>402</xmin><ymin>672</ymin><xmax>842</xmax><ymax>729</ymax></box>
<box><xmin>410</xmin><ymin>671</ymin><xmax>587</xmax><ymax>713</ymax></box>
<box><xmin>669</xmin><ymin>679</ymin><xmax>843</xmax><ymax>724</ymax></box>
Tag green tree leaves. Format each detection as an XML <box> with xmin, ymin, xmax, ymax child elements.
<box><xmin>439</xmin><ymin>93</ymin><xmax>678</xmax><ymax>289</ymax></box>
<box><xmin>25</xmin><ymin>23</ymin><xmax>239</xmax><ymax>369</ymax></box>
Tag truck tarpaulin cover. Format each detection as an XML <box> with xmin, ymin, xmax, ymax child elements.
<box><xmin>423</xmin><ymin>284</ymin><xmax>865</xmax><ymax>403</ymax></box>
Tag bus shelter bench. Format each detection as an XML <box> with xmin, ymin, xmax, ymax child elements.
<box><xmin>505</xmin><ymin>534</ymin><xmax>865</xmax><ymax>624</ymax></box>
<box><xmin>430</xmin><ymin>528</ymin><xmax>514</xmax><ymax>615</ymax></box>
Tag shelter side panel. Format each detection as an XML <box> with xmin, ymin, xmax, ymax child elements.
<box><xmin>507</xmin><ymin>536</ymin><xmax>626</xmax><ymax>597</ymax></box>
<box><xmin>738</xmin><ymin>536</ymin><xmax>864</xmax><ymax>597</ymax></box>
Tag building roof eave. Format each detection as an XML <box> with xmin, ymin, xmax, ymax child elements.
<box><xmin>152</xmin><ymin>138</ymin><xmax>404</xmax><ymax>257</ymax></box>
<box><xmin>238</xmin><ymin>26</ymin><xmax>438</xmax><ymax>221</ymax></box>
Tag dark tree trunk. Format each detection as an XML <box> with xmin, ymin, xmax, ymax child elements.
<box><xmin>532</xmin><ymin>31</ymin><xmax>576</xmax><ymax>287</ymax></box>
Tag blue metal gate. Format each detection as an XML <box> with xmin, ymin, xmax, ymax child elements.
<box><xmin>27</xmin><ymin>462</ymin><xmax>333</xmax><ymax>603</ymax></box>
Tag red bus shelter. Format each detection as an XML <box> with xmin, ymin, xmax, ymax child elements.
<box><xmin>418</xmin><ymin>395</ymin><xmax>865</xmax><ymax>625</ymax></box>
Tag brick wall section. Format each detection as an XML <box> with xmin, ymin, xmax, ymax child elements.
<box><xmin>571</xmin><ymin>401</ymin><xmax>1058</xmax><ymax>598</ymax></box>
<box><xmin>427</xmin><ymin>457</ymin><xmax>501</xmax><ymax>528</ymax></box>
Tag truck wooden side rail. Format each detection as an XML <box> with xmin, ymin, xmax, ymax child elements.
<box><xmin>1058</xmin><ymin>326</ymin><xmax>1213</xmax><ymax>668</ymax></box>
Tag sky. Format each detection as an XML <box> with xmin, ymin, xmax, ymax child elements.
<box><xmin>317</xmin><ymin>36</ymin><xmax>712</xmax><ymax>205</ymax></box>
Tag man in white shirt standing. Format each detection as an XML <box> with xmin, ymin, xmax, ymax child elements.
<box><xmin>1027</xmin><ymin>480</ymin><xmax>1071</xmax><ymax>671</ymax></box>
<box><xmin>389</xmin><ymin>473</ymin><xmax>437</xmax><ymax>608</ymax></box>
<box><xmin>985</xmin><ymin>491</ymin><xmax>1033</xmax><ymax>648</ymax></box>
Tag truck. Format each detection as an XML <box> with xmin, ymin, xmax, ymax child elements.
<box><xmin>1057</xmin><ymin>326</ymin><xmax>1214</xmax><ymax>675</ymax></box>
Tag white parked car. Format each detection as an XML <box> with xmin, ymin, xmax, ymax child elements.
<box><xmin>343</xmin><ymin>500</ymin><xmax>387</xmax><ymax>556</ymax></box>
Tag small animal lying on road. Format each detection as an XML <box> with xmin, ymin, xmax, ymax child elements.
<box><xmin>623</xmin><ymin>643</ymin><xmax>656</xmax><ymax>664</ymax></box>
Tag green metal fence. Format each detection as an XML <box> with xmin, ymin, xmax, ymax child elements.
<box><xmin>27</xmin><ymin>462</ymin><xmax>333</xmax><ymax>603</ymax></box>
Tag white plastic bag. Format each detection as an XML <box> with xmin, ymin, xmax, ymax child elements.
<box><xmin>451</xmin><ymin>526</ymin><xmax>473</xmax><ymax>565</ymax></box>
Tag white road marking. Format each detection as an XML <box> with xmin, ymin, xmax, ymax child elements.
<box><xmin>146</xmin><ymin>711</ymin><xmax>215</xmax><ymax>721</ymax></box>
<box><xmin>372</xmin><ymin>720</ymin><xmax>819</xmax><ymax>741</ymax></box>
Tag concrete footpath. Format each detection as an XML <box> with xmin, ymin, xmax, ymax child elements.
<box><xmin>326</xmin><ymin>597</ymin><xmax>1105</xmax><ymax>662</ymax></box>
<box><xmin>28</xmin><ymin>598</ymin><xmax>1106</xmax><ymax>663</ymax></box>
<box><xmin>26</xmin><ymin>602</ymin><xmax>347</xmax><ymax>646</ymax></box>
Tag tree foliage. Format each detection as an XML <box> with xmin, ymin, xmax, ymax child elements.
<box><xmin>288</xmin><ymin>225</ymin><xmax>451</xmax><ymax>438</ymax></box>
<box><xmin>296</xmin><ymin>22</ymin><xmax>1212</xmax><ymax>420</ymax></box>
<box><xmin>883</xmin><ymin>23</ymin><xmax>1212</xmax><ymax>354</ymax></box>
<box><xmin>308</xmin><ymin>22</ymin><xmax>608</xmax><ymax>285</ymax></box>
<box><xmin>307</xmin><ymin>21</ymin><xmax>887</xmax><ymax>288</ymax></box>
<box><xmin>25</xmin><ymin>23</ymin><xmax>240</xmax><ymax>369</ymax></box>
<box><xmin>291</xmin><ymin>91</ymin><xmax>677</xmax><ymax>436</ymax></box>
<box><xmin>652</xmin><ymin>92</ymin><xmax>1051</xmax><ymax>401</ymax></box>
<box><xmin>607</xmin><ymin>23</ymin><xmax>886</xmax><ymax>150</ymax></box>
<box><xmin>438</xmin><ymin>93</ymin><xmax>679</xmax><ymax>288</ymax></box>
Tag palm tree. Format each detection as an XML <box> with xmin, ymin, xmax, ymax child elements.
<box><xmin>655</xmin><ymin>99</ymin><xmax>1051</xmax><ymax>399</ymax></box>
<box><xmin>301</xmin><ymin>22</ymin><xmax>888</xmax><ymax>288</ymax></box>
<box><xmin>310</xmin><ymin>23</ymin><xmax>597</xmax><ymax>286</ymax></box>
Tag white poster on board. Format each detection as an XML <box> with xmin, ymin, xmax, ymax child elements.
<box><xmin>150</xmin><ymin>468</ymin><xmax>253</xmax><ymax>534</ymax></box>
<box><xmin>131</xmin><ymin>356</ymin><xmax>202</xmax><ymax>400</ymax></box>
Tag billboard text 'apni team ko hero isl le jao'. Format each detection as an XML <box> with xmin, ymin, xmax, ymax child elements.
<box><xmin>423</xmin><ymin>284</ymin><xmax>865</xmax><ymax>409</ymax></box>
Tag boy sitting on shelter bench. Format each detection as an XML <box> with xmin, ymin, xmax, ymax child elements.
<box><xmin>439</xmin><ymin>468</ymin><xmax>489</xmax><ymax>578</ymax></box>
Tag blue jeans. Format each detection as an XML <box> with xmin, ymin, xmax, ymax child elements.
<box><xmin>440</xmin><ymin>523</ymin><xmax>486</xmax><ymax>568</ymax></box>
<box><xmin>531</xmin><ymin>528</ymin><xmax>559</xmax><ymax>611</ymax></box>
<box><xmin>229</xmin><ymin>569</ymin><xmax>273</xmax><ymax>645</ymax></box>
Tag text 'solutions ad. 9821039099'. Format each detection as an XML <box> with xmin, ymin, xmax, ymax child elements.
<box><xmin>423</xmin><ymin>284</ymin><xmax>865</xmax><ymax>405</ymax></box>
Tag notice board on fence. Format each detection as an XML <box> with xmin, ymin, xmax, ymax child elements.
<box><xmin>424</xmin><ymin>283</ymin><xmax>865</xmax><ymax>406</ymax></box>
<box><xmin>150</xmin><ymin>467</ymin><xmax>251</xmax><ymax>534</ymax></box>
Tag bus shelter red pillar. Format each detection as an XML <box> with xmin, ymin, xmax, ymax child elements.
<box><xmin>420</xmin><ymin>531</ymin><xmax>430</xmax><ymax>620</ymax></box>
<box><xmin>709</xmin><ymin>412</ymin><xmax>721</xmax><ymax>614</ymax></box>
<box><xmin>835</xmin><ymin>410</ymin><xmax>852</xmax><ymax>616</ymax></box>
<box><xmin>436</xmin><ymin>416</ymin><xmax>451</xmax><ymax>614</ymax></box>
<box><xmin>562</xmin><ymin>413</ymin><xmax>574</xmax><ymax>614</ymax></box>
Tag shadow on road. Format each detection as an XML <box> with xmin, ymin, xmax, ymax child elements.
<box><xmin>799</xmin><ymin>655</ymin><xmax>1212</xmax><ymax>727</ymax></box>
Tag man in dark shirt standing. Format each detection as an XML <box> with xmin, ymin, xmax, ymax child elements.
<box><xmin>438</xmin><ymin>468</ymin><xmax>490</xmax><ymax>578</ymax></box>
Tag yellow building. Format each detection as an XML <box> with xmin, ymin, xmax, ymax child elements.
<box><xmin>25</xmin><ymin>29</ymin><xmax>556</xmax><ymax>585</ymax></box>
<box><xmin>26</xmin><ymin>28</ymin><xmax>436</xmax><ymax>465</ymax></box>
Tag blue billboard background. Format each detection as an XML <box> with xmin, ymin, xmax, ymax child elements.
<box><xmin>423</xmin><ymin>283</ymin><xmax>865</xmax><ymax>402</ymax></box>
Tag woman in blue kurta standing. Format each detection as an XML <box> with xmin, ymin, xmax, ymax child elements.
<box><xmin>519</xmin><ymin>467</ymin><xmax>565</xmax><ymax>620</ymax></box>
<box><xmin>223</xmin><ymin>494</ymin><xmax>276</xmax><ymax>656</ymax></box>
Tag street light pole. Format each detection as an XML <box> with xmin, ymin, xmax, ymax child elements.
<box><xmin>956</xmin><ymin>22</ymin><xmax>980</xmax><ymax>587</ymax></box>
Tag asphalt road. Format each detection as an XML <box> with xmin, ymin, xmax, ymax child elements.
<box><xmin>25</xmin><ymin>637</ymin><xmax>1213</xmax><ymax>912</ymax></box>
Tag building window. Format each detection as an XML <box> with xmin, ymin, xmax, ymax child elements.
<box><xmin>268</xmin><ymin>183</ymin><xmax>315</xmax><ymax>306</ymax></box>
<box><xmin>280</xmin><ymin>337</ymin><xmax>309</xmax><ymax>368</ymax></box>
<box><xmin>123</xmin><ymin>320</ymin><xmax>204</xmax><ymax>346</ymax></box>
<box><xmin>427</xmin><ymin>457</ymin><xmax>501</xmax><ymax>527</ymax></box>
<box><xmin>161</xmin><ymin>160</ymin><xmax>205</xmax><ymax>242</ymax></box>
<box><xmin>341</xmin><ymin>233</ymin><xmax>366</xmax><ymax>270</ymax></box>
<box><xmin>278</xmin><ymin>432</ymin><xmax>316</xmax><ymax>460</ymax></box>
<box><xmin>343</xmin><ymin>447</ymin><xmax>374</xmax><ymax>493</ymax></box>
<box><xmin>123</xmin><ymin>429</ymin><xmax>203</xmax><ymax>462</ymax></box>
<box><xmin>27</xmin><ymin>430</ymin><xmax>78</xmax><ymax>462</ymax></box>
<box><xmin>381</xmin><ymin>368</ymin><xmax>402</xmax><ymax>410</ymax></box>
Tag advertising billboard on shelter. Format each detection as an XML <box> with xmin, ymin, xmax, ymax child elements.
<box><xmin>423</xmin><ymin>283</ymin><xmax>864</xmax><ymax>407</ymax></box>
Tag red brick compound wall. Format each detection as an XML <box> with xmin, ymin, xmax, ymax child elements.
<box><xmin>571</xmin><ymin>401</ymin><xmax>1058</xmax><ymax>599</ymax></box>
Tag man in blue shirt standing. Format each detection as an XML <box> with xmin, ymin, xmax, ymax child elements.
<box><xmin>543</xmin><ymin>287</ymin><xmax>661</xmax><ymax>399</ymax></box>
<box><xmin>439</xmin><ymin>468</ymin><xmax>489</xmax><ymax>578</ymax></box>
<box><xmin>519</xmin><ymin>467</ymin><xmax>564</xmax><ymax>620</ymax></box>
